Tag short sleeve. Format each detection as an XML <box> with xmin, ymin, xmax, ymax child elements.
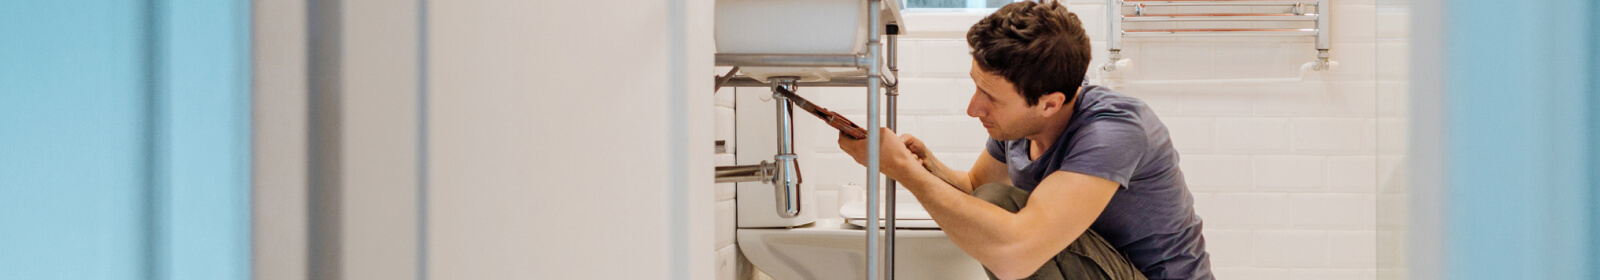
<box><xmin>1059</xmin><ymin>119</ymin><xmax>1147</xmax><ymax>188</ymax></box>
<box><xmin>985</xmin><ymin>138</ymin><xmax>1007</xmax><ymax>163</ymax></box>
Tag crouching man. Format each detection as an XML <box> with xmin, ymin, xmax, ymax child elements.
<box><xmin>837</xmin><ymin>1</ymin><xmax>1212</xmax><ymax>279</ymax></box>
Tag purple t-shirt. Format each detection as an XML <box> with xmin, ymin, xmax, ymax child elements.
<box><xmin>985</xmin><ymin>85</ymin><xmax>1212</xmax><ymax>280</ymax></box>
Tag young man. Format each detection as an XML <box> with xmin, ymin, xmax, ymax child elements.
<box><xmin>836</xmin><ymin>1</ymin><xmax>1212</xmax><ymax>279</ymax></box>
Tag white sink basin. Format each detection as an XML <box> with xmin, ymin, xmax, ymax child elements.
<box><xmin>737</xmin><ymin>218</ymin><xmax>988</xmax><ymax>280</ymax></box>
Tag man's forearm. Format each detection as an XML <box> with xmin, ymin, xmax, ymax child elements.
<box><xmin>922</xmin><ymin>156</ymin><xmax>975</xmax><ymax>194</ymax></box>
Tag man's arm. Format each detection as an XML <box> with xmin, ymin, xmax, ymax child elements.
<box><xmin>900</xmin><ymin>134</ymin><xmax>1009</xmax><ymax>194</ymax></box>
<box><xmin>840</xmin><ymin>129</ymin><xmax>1119</xmax><ymax>280</ymax></box>
<box><xmin>896</xmin><ymin>170</ymin><xmax>1117</xmax><ymax>280</ymax></box>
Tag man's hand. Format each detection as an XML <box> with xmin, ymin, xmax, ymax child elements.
<box><xmin>837</xmin><ymin>127</ymin><xmax>926</xmax><ymax>181</ymax></box>
<box><xmin>900</xmin><ymin>134</ymin><xmax>961</xmax><ymax>188</ymax></box>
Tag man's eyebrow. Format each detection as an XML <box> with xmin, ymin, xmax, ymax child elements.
<box><xmin>974</xmin><ymin>83</ymin><xmax>996</xmax><ymax>100</ymax></box>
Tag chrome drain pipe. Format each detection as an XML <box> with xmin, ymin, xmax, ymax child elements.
<box><xmin>770</xmin><ymin>77</ymin><xmax>803</xmax><ymax>219</ymax></box>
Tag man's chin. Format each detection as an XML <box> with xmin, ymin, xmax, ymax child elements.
<box><xmin>985</xmin><ymin>128</ymin><xmax>1021</xmax><ymax>141</ymax></box>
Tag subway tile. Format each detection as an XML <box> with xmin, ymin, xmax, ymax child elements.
<box><xmin>1330</xmin><ymin>3</ymin><xmax>1378</xmax><ymax>44</ymax></box>
<box><xmin>1376</xmin><ymin>155</ymin><xmax>1407</xmax><ymax>194</ymax></box>
<box><xmin>900</xmin><ymin>115</ymin><xmax>988</xmax><ymax>153</ymax></box>
<box><xmin>814</xmin><ymin>189</ymin><xmax>841</xmax><ymax>220</ymax></box>
<box><xmin>1179</xmin><ymin>91</ymin><xmax>1255</xmax><ymax>117</ymax></box>
<box><xmin>1377</xmin><ymin>193</ymin><xmax>1407</xmax><ymax>228</ymax></box>
<box><xmin>1179</xmin><ymin>154</ymin><xmax>1251</xmax><ymax>192</ymax></box>
<box><xmin>900</xmin><ymin>14</ymin><xmax>985</xmax><ymax>38</ymax></box>
<box><xmin>1377</xmin><ymin>269</ymin><xmax>1406</xmax><ymax>280</ymax></box>
<box><xmin>1251</xmin><ymin>85</ymin><xmax>1331</xmax><ymax>117</ymax></box>
<box><xmin>1376</xmin><ymin>230</ymin><xmax>1406</xmax><ymax>268</ymax></box>
<box><xmin>1215</xmin><ymin>118</ymin><xmax>1291</xmax><ymax>154</ymax></box>
<box><xmin>1203</xmin><ymin>229</ymin><xmax>1255</xmax><ymax>267</ymax></box>
<box><xmin>1375</xmin><ymin>81</ymin><xmax>1409</xmax><ymax>117</ymax></box>
<box><xmin>1329</xmin><ymin>231</ymin><xmax>1378</xmax><ymax>268</ymax></box>
<box><xmin>1288</xmin><ymin>193</ymin><xmax>1376</xmax><ymax>230</ymax></box>
<box><xmin>1253</xmin><ymin>230</ymin><xmax>1329</xmax><ymax>267</ymax></box>
<box><xmin>1253</xmin><ymin>82</ymin><xmax>1379</xmax><ymax>119</ymax></box>
<box><xmin>1323</xmin><ymin>42</ymin><xmax>1378</xmax><ymax>81</ymax></box>
<box><xmin>1132</xmin><ymin>43</ymin><xmax>1217</xmax><ymax>80</ymax></box>
<box><xmin>1329</xmin><ymin>81</ymin><xmax>1381</xmax><ymax>118</ymax></box>
<box><xmin>894</xmin><ymin>77</ymin><xmax>967</xmax><ymax>115</ymax></box>
<box><xmin>1376</xmin><ymin>6</ymin><xmax>1409</xmax><ymax>39</ymax></box>
<box><xmin>1162</xmin><ymin>117</ymin><xmax>1215</xmax><ymax>154</ymax></box>
<box><xmin>1375</xmin><ymin>42</ymin><xmax>1410</xmax><ymax>81</ymax></box>
<box><xmin>1376</xmin><ymin>117</ymin><xmax>1407</xmax><ymax>155</ymax></box>
<box><xmin>1121</xmin><ymin>89</ymin><xmax>1183</xmax><ymax>117</ymax></box>
<box><xmin>1211</xmin><ymin>267</ymin><xmax>1290</xmax><ymax>280</ymax></box>
<box><xmin>716</xmin><ymin>107</ymin><xmax>736</xmax><ymax>152</ymax></box>
<box><xmin>1193</xmin><ymin>193</ymin><xmax>1289</xmax><ymax>228</ymax></box>
<box><xmin>898</xmin><ymin>39</ymin><xmax>972</xmax><ymax>77</ymax></box>
<box><xmin>1291</xmin><ymin>118</ymin><xmax>1375</xmax><ymax>154</ymax></box>
<box><xmin>1326</xmin><ymin>156</ymin><xmax>1377</xmax><ymax>193</ymax></box>
<box><xmin>943</xmin><ymin>79</ymin><xmax>978</xmax><ymax>117</ymax></box>
<box><xmin>716</xmin><ymin>244</ymin><xmax>738</xmax><ymax>280</ymax></box>
<box><xmin>716</xmin><ymin>200</ymin><xmax>736</xmax><ymax>249</ymax></box>
<box><xmin>715</xmin><ymin>82</ymin><xmax>737</xmax><ymax>108</ymax></box>
<box><xmin>717</xmin><ymin>183</ymin><xmax>736</xmax><ymax>202</ymax></box>
<box><xmin>1287</xmin><ymin>268</ymin><xmax>1376</xmax><ymax>280</ymax></box>
<box><xmin>1213</xmin><ymin>42</ymin><xmax>1294</xmax><ymax>80</ymax></box>
<box><xmin>933</xmin><ymin>152</ymin><xmax>981</xmax><ymax>173</ymax></box>
<box><xmin>799</xmin><ymin>152</ymin><xmax>870</xmax><ymax>187</ymax></box>
<box><xmin>1253</xmin><ymin>155</ymin><xmax>1325</xmax><ymax>192</ymax></box>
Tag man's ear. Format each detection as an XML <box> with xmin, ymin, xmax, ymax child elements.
<box><xmin>1037</xmin><ymin>91</ymin><xmax>1067</xmax><ymax>116</ymax></box>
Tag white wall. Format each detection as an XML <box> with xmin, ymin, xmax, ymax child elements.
<box><xmin>722</xmin><ymin>1</ymin><xmax>1390</xmax><ymax>279</ymax></box>
<box><xmin>255</xmin><ymin>1</ymin><xmax>424</xmax><ymax>279</ymax></box>
<box><xmin>1374</xmin><ymin>1</ymin><xmax>1410</xmax><ymax>280</ymax></box>
<box><xmin>713</xmin><ymin>79</ymin><xmax>756</xmax><ymax>280</ymax></box>
<box><xmin>252</xmin><ymin>0</ymin><xmax>310</xmax><ymax>278</ymax></box>
<box><xmin>425</xmin><ymin>1</ymin><xmax>714</xmax><ymax>279</ymax></box>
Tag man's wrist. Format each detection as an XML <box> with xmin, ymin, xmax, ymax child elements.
<box><xmin>887</xmin><ymin>160</ymin><xmax>930</xmax><ymax>184</ymax></box>
<box><xmin>923</xmin><ymin>159</ymin><xmax>957</xmax><ymax>186</ymax></box>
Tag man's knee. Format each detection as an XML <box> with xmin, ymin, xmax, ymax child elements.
<box><xmin>973</xmin><ymin>183</ymin><xmax>1028</xmax><ymax>213</ymax></box>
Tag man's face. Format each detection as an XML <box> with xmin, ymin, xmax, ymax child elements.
<box><xmin>967</xmin><ymin>60</ymin><xmax>1048</xmax><ymax>141</ymax></box>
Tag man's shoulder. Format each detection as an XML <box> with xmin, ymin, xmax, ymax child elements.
<box><xmin>1078</xmin><ymin>85</ymin><xmax>1148</xmax><ymax>113</ymax></box>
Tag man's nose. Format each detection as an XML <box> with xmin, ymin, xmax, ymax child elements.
<box><xmin>966</xmin><ymin>94</ymin><xmax>984</xmax><ymax>118</ymax></box>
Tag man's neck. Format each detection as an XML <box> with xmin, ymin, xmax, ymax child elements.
<box><xmin>1025</xmin><ymin>97</ymin><xmax>1077</xmax><ymax>160</ymax></box>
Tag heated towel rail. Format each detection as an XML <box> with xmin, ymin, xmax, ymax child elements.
<box><xmin>1104</xmin><ymin>0</ymin><xmax>1333</xmax><ymax>72</ymax></box>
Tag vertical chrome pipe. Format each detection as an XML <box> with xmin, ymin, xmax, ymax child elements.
<box><xmin>771</xmin><ymin>78</ymin><xmax>802</xmax><ymax>219</ymax></box>
<box><xmin>1107</xmin><ymin>0</ymin><xmax>1123</xmax><ymax>69</ymax></box>
<box><xmin>865</xmin><ymin>0</ymin><xmax>883</xmax><ymax>279</ymax></box>
<box><xmin>884</xmin><ymin>31</ymin><xmax>899</xmax><ymax>280</ymax></box>
<box><xmin>1315</xmin><ymin>0</ymin><xmax>1329</xmax><ymax>51</ymax></box>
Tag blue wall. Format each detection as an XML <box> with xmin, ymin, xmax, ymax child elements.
<box><xmin>0</xmin><ymin>1</ymin><xmax>252</xmax><ymax>279</ymax></box>
<box><xmin>1441</xmin><ymin>0</ymin><xmax>1598</xmax><ymax>279</ymax></box>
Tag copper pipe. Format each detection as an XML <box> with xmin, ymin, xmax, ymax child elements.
<box><xmin>1128</xmin><ymin>13</ymin><xmax>1314</xmax><ymax>17</ymax></box>
<box><xmin>1125</xmin><ymin>28</ymin><xmax>1316</xmax><ymax>32</ymax></box>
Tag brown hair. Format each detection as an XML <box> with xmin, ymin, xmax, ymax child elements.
<box><xmin>966</xmin><ymin>1</ymin><xmax>1091</xmax><ymax>106</ymax></box>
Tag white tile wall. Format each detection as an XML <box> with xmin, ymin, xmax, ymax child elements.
<box><xmin>716</xmin><ymin>0</ymin><xmax>1387</xmax><ymax>279</ymax></box>
<box><xmin>713</xmin><ymin>74</ymin><xmax>754</xmax><ymax>280</ymax></box>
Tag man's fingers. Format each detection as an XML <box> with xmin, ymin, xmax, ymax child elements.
<box><xmin>900</xmin><ymin>134</ymin><xmax>922</xmax><ymax>151</ymax></box>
